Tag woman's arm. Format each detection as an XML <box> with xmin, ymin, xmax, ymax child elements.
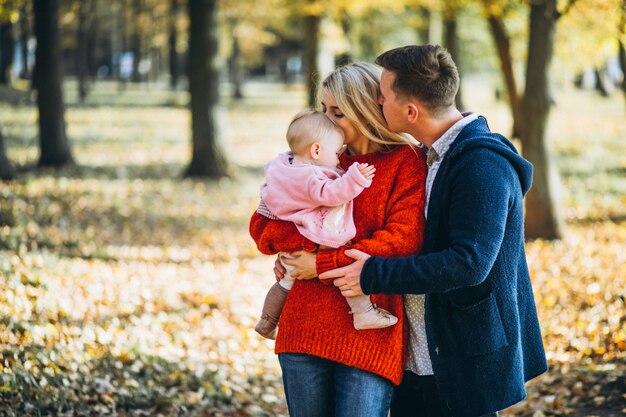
<box><xmin>249</xmin><ymin>212</ymin><xmax>317</xmax><ymax>255</ymax></box>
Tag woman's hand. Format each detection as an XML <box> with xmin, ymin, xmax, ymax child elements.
<box><xmin>281</xmin><ymin>251</ymin><xmax>318</xmax><ymax>280</ymax></box>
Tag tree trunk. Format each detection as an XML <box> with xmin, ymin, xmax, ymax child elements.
<box><xmin>117</xmin><ymin>0</ymin><xmax>129</xmax><ymax>89</ymax></box>
<box><xmin>443</xmin><ymin>3</ymin><xmax>464</xmax><ymax>111</ymax></box>
<box><xmin>87</xmin><ymin>0</ymin><xmax>100</xmax><ymax>79</ymax></box>
<box><xmin>618</xmin><ymin>39</ymin><xmax>626</xmax><ymax>108</ymax></box>
<box><xmin>416</xmin><ymin>6</ymin><xmax>431</xmax><ymax>44</ymax></box>
<box><xmin>168</xmin><ymin>0</ymin><xmax>180</xmax><ymax>89</ymax></box>
<box><xmin>0</xmin><ymin>22</ymin><xmax>15</xmax><ymax>85</ymax></box>
<box><xmin>485</xmin><ymin>11</ymin><xmax>522</xmax><ymax>138</ymax></box>
<box><xmin>185</xmin><ymin>0</ymin><xmax>228</xmax><ymax>178</ymax></box>
<box><xmin>33</xmin><ymin>0</ymin><xmax>73</xmax><ymax>167</ymax></box>
<box><xmin>303</xmin><ymin>7</ymin><xmax>321</xmax><ymax>107</ymax></box>
<box><xmin>0</xmin><ymin>124</ymin><xmax>15</xmax><ymax>181</ymax></box>
<box><xmin>131</xmin><ymin>0</ymin><xmax>142</xmax><ymax>82</ymax></box>
<box><xmin>337</xmin><ymin>9</ymin><xmax>353</xmax><ymax>65</ymax></box>
<box><xmin>231</xmin><ymin>35</ymin><xmax>244</xmax><ymax>99</ymax></box>
<box><xmin>19</xmin><ymin>3</ymin><xmax>30</xmax><ymax>80</ymax></box>
<box><xmin>520</xmin><ymin>0</ymin><xmax>564</xmax><ymax>240</ymax></box>
<box><xmin>593</xmin><ymin>66</ymin><xmax>610</xmax><ymax>97</ymax></box>
<box><xmin>77</xmin><ymin>0</ymin><xmax>92</xmax><ymax>103</ymax></box>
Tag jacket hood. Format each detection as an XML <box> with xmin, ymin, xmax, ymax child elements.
<box><xmin>448</xmin><ymin>117</ymin><xmax>533</xmax><ymax>196</ymax></box>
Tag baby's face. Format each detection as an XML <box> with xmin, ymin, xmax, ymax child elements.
<box><xmin>314</xmin><ymin>131</ymin><xmax>344</xmax><ymax>168</ymax></box>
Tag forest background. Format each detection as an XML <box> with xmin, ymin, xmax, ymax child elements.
<box><xmin>0</xmin><ymin>0</ymin><xmax>625</xmax><ymax>416</ymax></box>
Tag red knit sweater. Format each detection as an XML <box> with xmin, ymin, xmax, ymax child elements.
<box><xmin>249</xmin><ymin>145</ymin><xmax>427</xmax><ymax>384</ymax></box>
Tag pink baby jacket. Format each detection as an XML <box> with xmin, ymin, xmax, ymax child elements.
<box><xmin>260</xmin><ymin>152</ymin><xmax>372</xmax><ymax>248</ymax></box>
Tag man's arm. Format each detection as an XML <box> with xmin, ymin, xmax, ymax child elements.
<box><xmin>325</xmin><ymin>149</ymin><xmax>517</xmax><ymax>296</ymax></box>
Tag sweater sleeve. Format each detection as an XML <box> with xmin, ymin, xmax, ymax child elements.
<box><xmin>316</xmin><ymin>150</ymin><xmax>427</xmax><ymax>275</ymax></box>
<box><xmin>249</xmin><ymin>211</ymin><xmax>318</xmax><ymax>255</ymax></box>
<box><xmin>361</xmin><ymin>148</ymin><xmax>515</xmax><ymax>295</ymax></box>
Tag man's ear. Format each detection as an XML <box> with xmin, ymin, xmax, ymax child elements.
<box><xmin>310</xmin><ymin>143</ymin><xmax>321</xmax><ymax>159</ymax></box>
<box><xmin>407</xmin><ymin>103</ymin><xmax>419</xmax><ymax>123</ymax></box>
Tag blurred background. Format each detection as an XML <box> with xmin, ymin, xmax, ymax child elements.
<box><xmin>0</xmin><ymin>0</ymin><xmax>625</xmax><ymax>416</ymax></box>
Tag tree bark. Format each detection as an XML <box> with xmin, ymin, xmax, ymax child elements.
<box><xmin>19</xmin><ymin>3</ymin><xmax>30</xmax><ymax>80</ymax></box>
<box><xmin>416</xmin><ymin>6</ymin><xmax>431</xmax><ymax>44</ymax></box>
<box><xmin>77</xmin><ymin>0</ymin><xmax>92</xmax><ymax>103</ymax></box>
<box><xmin>520</xmin><ymin>0</ymin><xmax>564</xmax><ymax>240</ymax></box>
<box><xmin>231</xmin><ymin>34</ymin><xmax>244</xmax><ymax>99</ymax></box>
<box><xmin>117</xmin><ymin>0</ymin><xmax>129</xmax><ymax>89</ymax></box>
<box><xmin>87</xmin><ymin>0</ymin><xmax>100</xmax><ymax>79</ymax></box>
<box><xmin>303</xmin><ymin>8</ymin><xmax>321</xmax><ymax>107</ymax></box>
<box><xmin>33</xmin><ymin>0</ymin><xmax>73</xmax><ymax>167</ymax></box>
<box><xmin>185</xmin><ymin>0</ymin><xmax>228</xmax><ymax>178</ymax></box>
<box><xmin>618</xmin><ymin>39</ymin><xmax>626</xmax><ymax>108</ymax></box>
<box><xmin>131</xmin><ymin>0</ymin><xmax>142</xmax><ymax>82</ymax></box>
<box><xmin>443</xmin><ymin>3</ymin><xmax>464</xmax><ymax>111</ymax></box>
<box><xmin>0</xmin><ymin>22</ymin><xmax>15</xmax><ymax>85</ymax></box>
<box><xmin>485</xmin><ymin>11</ymin><xmax>522</xmax><ymax>138</ymax></box>
<box><xmin>0</xmin><ymin>124</ymin><xmax>15</xmax><ymax>181</ymax></box>
<box><xmin>168</xmin><ymin>0</ymin><xmax>180</xmax><ymax>89</ymax></box>
<box><xmin>593</xmin><ymin>66</ymin><xmax>610</xmax><ymax>97</ymax></box>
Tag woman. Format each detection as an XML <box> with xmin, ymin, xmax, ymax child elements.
<box><xmin>249</xmin><ymin>62</ymin><xmax>427</xmax><ymax>417</ymax></box>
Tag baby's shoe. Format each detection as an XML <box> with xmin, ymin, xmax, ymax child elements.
<box><xmin>255</xmin><ymin>316</ymin><xmax>278</xmax><ymax>340</ymax></box>
<box><xmin>352</xmin><ymin>304</ymin><xmax>398</xmax><ymax>330</ymax></box>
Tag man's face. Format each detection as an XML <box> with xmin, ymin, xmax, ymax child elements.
<box><xmin>378</xmin><ymin>69</ymin><xmax>406</xmax><ymax>133</ymax></box>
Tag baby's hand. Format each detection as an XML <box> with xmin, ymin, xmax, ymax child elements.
<box><xmin>357</xmin><ymin>163</ymin><xmax>376</xmax><ymax>181</ymax></box>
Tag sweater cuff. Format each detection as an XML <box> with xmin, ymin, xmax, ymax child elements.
<box><xmin>316</xmin><ymin>249</ymin><xmax>338</xmax><ymax>277</ymax></box>
<box><xmin>302</xmin><ymin>237</ymin><xmax>318</xmax><ymax>253</ymax></box>
<box><xmin>361</xmin><ymin>256</ymin><xmax>381</xmax><ymax>295</ymax></box>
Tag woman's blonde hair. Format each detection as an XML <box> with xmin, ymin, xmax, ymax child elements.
<box><xmin>320</xmin><ymin>62</ymin><xmax>417</xmax><ymax>148</ymax></box>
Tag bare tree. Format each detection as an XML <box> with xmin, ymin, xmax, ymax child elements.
<box><xmin>184</xmin><ymin>0</ymin><xmax>228</xmax><ymax>178</ymax></box>
<box><xmin>77</xmin><ymin>0</ymin><xmax>95</xmax><ymax>102</ymax></box>
<box><xmin>303</xmin><ymin>2</ymin><xmax>321</xmax><ymax>107</ymax></box>
<box><xmin>520</xmin><ymin>0</ymin><xmax>567</xmax><ymax>239</ymax></box>
<box><xmin>482</xmin><ymin>1</ymin><xmax>522</xmax><ymax>138</ymax></box>
<box><xmin>168</xmin><ymin>0</ymin><xmax>180</xmax><ymax>89</ymax></box>
<box><xmin>443</xmin><ymin>2</ymin><xmax>465</xmax><ymax>111</ymax></box>
<box><xmin>0</xmin><ymin>21</ymin><xmax>14</xmax><ymax>85</ymax></box>
<box><xmin>18</xmin><ymin>2</ymin><xmax>31</xmax><ymax>80</ymax></box>
<box><xmin>0</xmin><ymin>124</ymin><xmax>15</xmax><ymax>181</ymax></box>
<box><xmin>33</xmin><ymin>0</ymin><xmax>74</xmax><ymax>167</ymax></box>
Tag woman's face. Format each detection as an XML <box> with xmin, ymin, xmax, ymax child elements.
<box><xmin>321</xmin><ymin>89</ymin><xmax>366</xmax><ymax>149</ymax></box>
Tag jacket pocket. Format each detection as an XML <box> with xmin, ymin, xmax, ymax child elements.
<box><xmin>449</xmin><ymin>292</ymin><xmax>508</xmax><ymax>356</ymax></box>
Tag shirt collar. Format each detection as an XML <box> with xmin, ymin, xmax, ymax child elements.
<box><xmin>428</xmin><ymin>112</ymin><xmax>478</xmax><ymax>163</ymax></box>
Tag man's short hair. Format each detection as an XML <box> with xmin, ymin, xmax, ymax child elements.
<box><xmin>375</xmin><ymin>45</ymin><xmax>459</xmax><ymax>114</ymax></box>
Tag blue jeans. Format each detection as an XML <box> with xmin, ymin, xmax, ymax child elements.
<box><xmin>278</xmin><ymin>353</ymin><xmax>394</xmax><ymax>417</ymax></box>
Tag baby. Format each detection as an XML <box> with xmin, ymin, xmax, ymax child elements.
<box><xmin>254</xmin><ymin>109</ymin><xmax>397</xmax><ymax>340</ymax></box>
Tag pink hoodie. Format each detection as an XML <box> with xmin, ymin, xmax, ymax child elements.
<box><xmin>260</xmin><ymin>152</ymin><xmax>372</xmax><ymax>248</ymax></box>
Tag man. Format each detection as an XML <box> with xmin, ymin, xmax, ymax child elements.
<box><xmin>320</xmin><ymin>45</ymin><xmax>547</xmax><ymax>417</ymax></box>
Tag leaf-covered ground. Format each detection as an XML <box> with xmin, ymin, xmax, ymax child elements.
<box><xmin>0</xmin><ymin>80</ymin><xmax>625</xmax><ymax>416</ymax></box>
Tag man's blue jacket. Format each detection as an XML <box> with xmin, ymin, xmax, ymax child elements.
<box><xmin>362</xmin><ymin>117</ymin><xmax>547</xmax><ymax>416</ymax></box>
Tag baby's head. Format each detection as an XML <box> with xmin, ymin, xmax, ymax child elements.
<box><xmin>287</xmin><ymin>109</ymin><xmax>345</xmax><ymax>167</ymax></box>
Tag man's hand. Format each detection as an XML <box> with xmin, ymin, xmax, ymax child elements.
<box><xmin>319</xmin><ymin>249</ymin><xmax>371</xmax><ymax>297</ymax></box>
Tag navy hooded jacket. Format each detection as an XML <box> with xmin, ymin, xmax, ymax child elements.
<box><xmin>361</xmin><ymin>116</ymin><xmax>547</xmax><ymax>416</ymax></box>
